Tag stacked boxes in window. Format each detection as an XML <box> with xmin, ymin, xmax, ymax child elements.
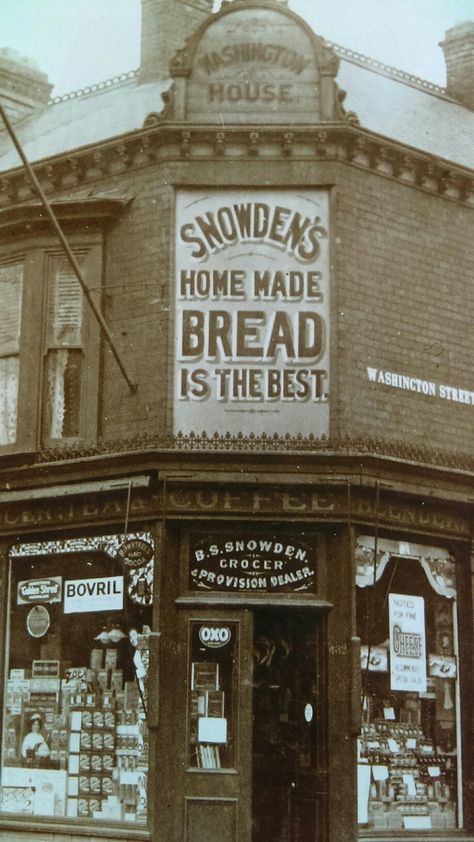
<box><xmin>67</xmin><ymin>696</ymin><xmax>117</xmax><ymax>818</ymax></box>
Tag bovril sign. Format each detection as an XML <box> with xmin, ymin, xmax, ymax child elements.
<box><xmin>190</xmin><ymin>536</ymin><xmax>316</xmax><ymax>594</ymax></box>
<box><xmin>199</xmin><ymin>625</ymin><xmax>232</xmax><ymax>648</ymax></box>
<box><xmin>63</xmin><ymin>576</ymin><xmax>124</xmax><ymax>615</ymax></box>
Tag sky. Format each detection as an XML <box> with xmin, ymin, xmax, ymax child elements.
<box><xmin>0</xmin><ymin>0</ymin><xmax>473</xmax><ymax>97</ymax></box>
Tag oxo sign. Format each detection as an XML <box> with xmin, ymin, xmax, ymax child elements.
<box><xmin>199</xmin><ymin>625</ymin><xmax>231</xmax><ymax>648</ymax></box>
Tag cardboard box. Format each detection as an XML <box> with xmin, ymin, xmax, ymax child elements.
<box><xmin>90</xmin><ymin>649</ymin><xmax>103</xmax><ymax>671</ymax></box>
<box><xmin>105</xmin><ymin>650</ymin><xmax>118</xmax><ymax>671</ymax></box>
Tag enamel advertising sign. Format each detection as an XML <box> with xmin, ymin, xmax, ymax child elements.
<box><xmin>63</xmin><ymin>576</ymin><xmax>124</xmax><ymax>614</ymax></box>
<box><xmin>175</xmin><ymin>190</ymin><xmax>330</xmax><ymax>436</ymax></box>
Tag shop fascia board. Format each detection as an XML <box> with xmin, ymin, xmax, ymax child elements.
<box><xmin>155</xmin><ymin>469</ymin><xmax>474</xmax><ymax>506</ymax></box>
<box><xmin>0</xmin><ymin>474</ymin><xmax>150</xmax><ymax>503</ymax></box>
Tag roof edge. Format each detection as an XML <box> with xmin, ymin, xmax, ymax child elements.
<box><xmin>327</xmin><ymin>41</ymin><xmax>450</xmax><ymax>100</ymax></box>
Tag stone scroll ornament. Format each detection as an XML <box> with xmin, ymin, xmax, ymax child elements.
<box><xmin>117</xmin><ymin>538</ymin><xmax>154</xmax><ymax>606</ymax></box>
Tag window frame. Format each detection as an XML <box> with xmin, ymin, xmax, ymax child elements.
<box><xmin>0</xmin><ymin>233</ymin><xmax>102</xmax><ymax>454</ymax></box>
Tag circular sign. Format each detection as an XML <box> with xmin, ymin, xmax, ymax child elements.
<box><xmin>304</xmin><ymin>703</ymin><xmax>314</xmax><ymax>723</ymax></box>
<box><xmin>199</xmin><ymin>625</ymin><xmax>231</xmax><ymax>648</ymax></box>
<box><xmin>26</xmin><ymin>605</ymin><xmax>50</xmax><ymax>638</ymax></box>
<box><xmin>118</xmin><ymin>538</ymin><xmax>154</xmax><ymax>568</ymax></box>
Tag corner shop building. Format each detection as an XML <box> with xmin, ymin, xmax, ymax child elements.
<box><xmin>0</xmin><ymin>1</ymin><xmax>473</xmax><ymax>841</ymax></box>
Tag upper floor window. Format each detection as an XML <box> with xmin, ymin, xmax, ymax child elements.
<box><xmin>0</xmin><ymin>238</ymin><xmax>101</xmax><ymax>453</ymax></box>
<box><xmin>43</xmin><ymin>255</ymin><xmax>85</xmax><ymax>440</ymax></box>
<box><xmin>0</xmin><ymin>262</ymin><xmax>23</xmax><ymax>445</ymax></box>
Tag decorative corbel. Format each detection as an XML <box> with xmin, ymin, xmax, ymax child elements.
<box><xmin>438</xmin><ymin>170</ymin><xmax>460</xmax><ymax>200</ymax></box>
<box><xmin>215</xmin><ymin>131</ymin><xmax>226</xmax><ymax>156</ymax></box>
<box><xmin>61</xmin><ymin>157</ymin><xmax>81</xmax><ymax>187</ymax></box>
<box><xmin>181</xmin><ymin>130</ymin><xmax>192</xmax><ymax>158</ymax></box>
<box><xmin>249</xmin><ymin>131</ymin><xmax>260</xmax><ymax>156</ymax></box>
<box><xmin>133</xmin><ymin>136</ymin><xmax>154</xmax><ymax>166</ymax></box>
<box><xmin>374</xmin><ymin>145</ymin><xmax>394</xmax><ymax>176</ymax></box>
<box><xmin>398</xmin><ymin>154</ymin><xmax>417</xmax><ymax>185</ymax></box>
<box><xmin>0</xmin><ymin>177</ymin><xmax>16</xmax><ymax>207</ymax></box>
<box><xmin>85</xmin><ymin>151</ymin><xmax>107</xmax><ymax>180</ymax></box>
<box><xmin>417</xmin><ymin>161</ymin><xmax>438</xmax><ymax>192</ymax></box>
<box><xmin>282</xmin><ymin>132</ymin><xmax>294</xmax><ymax>156</ymax></box>
<box><xmin>40</xmin><ymin>165</ymin><xmax>59</xmax><ymax>194</ymax></box>
<box><xmin>315</xmin><ymin>130</ymin><xmax>328</xmax><ymax>158</ymax></box>
<box><xmin>347</xmin><ymin>135</ymin><xmax>371</xmax><ymax>167</ymax></box>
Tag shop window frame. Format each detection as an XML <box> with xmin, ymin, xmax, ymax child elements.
<box><xmin>355</xmin><ymin>534</ymin><xmax>466</xmax><ymax>836</ymax></box>
<box><xmin>0</xmin><ymin>527</ymin><xmax>156</xmax><ymax>833</ymax></box>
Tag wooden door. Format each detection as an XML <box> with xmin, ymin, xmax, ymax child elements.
<box><xmin>156</xmin><ymin>607</ymin><xmax>253</xmax><ymax>842</ymax></box>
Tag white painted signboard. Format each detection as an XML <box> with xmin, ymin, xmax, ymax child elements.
<box><xmin>175</xmin><ymin>189</ymin><xmax>330</xmax><ymax>437</ymax></box>
<box><xmin>389</xmin><ymin>593</ymin><xmax>427</xmax><ymax>693</ymax></box>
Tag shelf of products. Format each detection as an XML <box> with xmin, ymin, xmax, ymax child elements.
<box><xmin>358</xmin><ymin>713</ymin><xmax>456</xmax><ymax>830</ymax></box>
<box><xmin>2</xmin><ymin>644</ymin><xmax>149</xmax><ymax>822</ymax></box>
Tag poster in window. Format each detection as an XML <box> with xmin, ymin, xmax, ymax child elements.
<box><xmin>389</xmin><ymin>594</ymin><xmax>427</xmax><ymax>693</ymax></box>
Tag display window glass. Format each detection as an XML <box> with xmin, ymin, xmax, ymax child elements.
<box><xmin>1</xmin><ymin>531</ymin><xmax>154</xmax><ymax>824</ymax></box>
<box><xmin>188</xmin><ymin>621</ymin><xmax>237</xmax><ymax>770</ymax></box>
<box><xmin>356</xmin><ymin>537</ymin><xmax>460</xmax><ymax>833</ymax></box>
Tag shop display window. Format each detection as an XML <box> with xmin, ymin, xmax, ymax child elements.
<box><xmin>1</xmin><ymin>532</ymin><xmax>154</xmax><ymax>824</ymax></box>
<box><xmin>188</xmin><ymin>622</ymin><xmax>237</xmax><ymax>770</ymax></box>
<box><xmin>356</xmin><ymin>537</ymin><xmax>460</xmax><ymax>833</ymax></box>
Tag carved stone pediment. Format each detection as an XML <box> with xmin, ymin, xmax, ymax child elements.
<box><xmin>155</xmin><ymin>0</ymin><xmax>354</xmax><ymax>125</ymax></box>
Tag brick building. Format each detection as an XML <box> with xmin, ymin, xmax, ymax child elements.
<box><xmin>0</xmin><ymin>1</ymin><xmax>473</xmax><ymax>841</ymax></box>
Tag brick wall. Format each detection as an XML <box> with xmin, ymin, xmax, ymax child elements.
<box><xmin>334</xmin><ymin>166</ymin><xmax>474</xmax><ymax>455</ymax></box>
<box><xmin>65</xmin><ymin>154</ymin><xmax>474</xmax><ymax>458</ymax></box>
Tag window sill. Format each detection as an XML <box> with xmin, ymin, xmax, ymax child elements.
<box><xmin>0</xmin><ymin>815</ymin><xmax>150</xmax><ymax>839</ymax></box>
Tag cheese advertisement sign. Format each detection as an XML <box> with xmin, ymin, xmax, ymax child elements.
<box><xmin>63</xmin><ymin>576</ymin><xmax>124</xmax><ymax>614</ymax></box>
<box><xmin>175</xmin><ymin>189</ymin><xmax>330</xmax><ymax>437</ymax></box>
<box><xmin>389</xmin><ymin>594</ymin><xmax>427</xmax><ymax>693</ymax></box>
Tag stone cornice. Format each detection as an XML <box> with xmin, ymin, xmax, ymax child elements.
<box><xmin>0</xmin><ymin>123</ymin><xmax>472</xmax><ymax>210</ymax></box>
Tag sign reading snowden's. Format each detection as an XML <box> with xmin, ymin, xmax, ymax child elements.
<box><xmin>175</xmin><ymin>190</ymin><xmax>330</xmax><ymax>436</ymax></box>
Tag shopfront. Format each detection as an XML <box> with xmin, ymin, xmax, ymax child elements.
<box><xmin>0</xmin><ymin>470</ymin><xmax>472</xmax><ymax>842</ymax></box>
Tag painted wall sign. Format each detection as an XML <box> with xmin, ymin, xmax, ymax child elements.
<box><xmin>367</xmin><ymin>367</ymin><xmax>474</xmax><ymax>407</ymax></box>
<box><xmin>190</xmin><ymin>536</ymin><xmax>316</xmax><ymax>593</ymax></box>
<box><xmin>389</xmin><ymin>594</ymin><xmax>427</xmax><ymax>693</ymax></box>
<box><xmin>63</xmin><ymin>576</ymin><xmax>123</xmax><ymax>614</ymax></box>
<box><xmin>186</xmin><ymin>6</ymin><xmax>321</xmax><ymax>124</ymax></box>
<box><xmin>17</xmin><ymin>577</ymin><xmax>62</xmax><ymax>605</ymax></box>
<box><xmin>175</xmin><ymin>189</ymin><xmax>330</xmax><ymax>436</ymax></box>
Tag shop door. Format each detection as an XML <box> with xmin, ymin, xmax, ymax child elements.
<box><xmin>252</xmin><ymin>609</ymin><xmax>327</xmax><ymax>842</ymax></box>
<box><xmin>175</xmin><ymin>608</ymin><xmax>254</xmax><ymax>842</ymax></box>
<box><xmin>170</xmin><ymin>607</ymin><xmax>326</xmax><ymax>842</ymax></box>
